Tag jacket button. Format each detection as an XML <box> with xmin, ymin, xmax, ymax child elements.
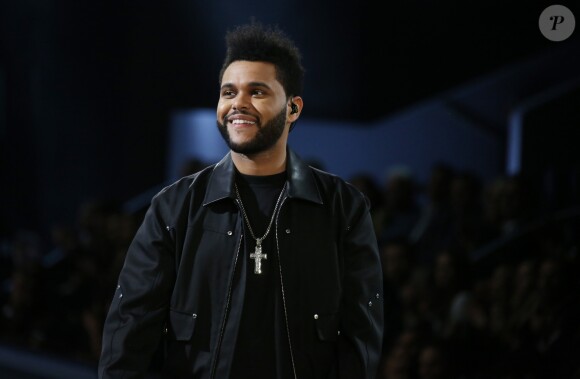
<box><xmin>368</xmin><ymin>301</ymin><xmax>373</xmax><ymax>307</ymax></box>
<box><xmin>192</xmin><ymin>313</ymin><xmax>197</xmax><ymax>318</ymax></box>
<box><xmin>285</xmin><ymin>228</ymin><xmax>291</xmax><ymax>234</ymax></box>
<box><xmin>337</xmin><ymin>330</ymin><xmax>341</xmax><ymax>336</ymax></box>
<box><xmin>227</xmin><ymin>231</ymin><xmax>233</xmax><ymax>236</ymax></box>
<box><xmin>376</xmin><ymin>293</ymin><xmax>380</xmax><ymax>299</ymax></box>
<box><xmin>313</xmin><ymin>314</ymin><xmax>319</xmax><ymax>320</ymax></box>
<box><xmin>166</xmin><ymin>226</ymin><xmax>171</xmax><ymax>231</ymax></box>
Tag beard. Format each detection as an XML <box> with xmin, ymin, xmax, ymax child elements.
<box><xmin>217</xmin><ymin>106</ymin><xmax>287</xmax><ymax>155</ymax></box>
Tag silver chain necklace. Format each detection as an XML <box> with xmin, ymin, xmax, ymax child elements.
<box><xmin>234</xmin><ymin>181</ymin><xmax>287</xmax><ymax>274</ymax></box>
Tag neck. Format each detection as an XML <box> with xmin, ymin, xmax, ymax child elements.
<box><xmin>232</xmin><ymin>145</ymin><xmax>287</xmax><ymax>176</ymax></box>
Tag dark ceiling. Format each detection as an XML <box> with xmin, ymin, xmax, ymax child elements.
<box><xmin>1</xmin><ymin>0</ymin><xmax>572</xmax><ymax>122</ymax></box>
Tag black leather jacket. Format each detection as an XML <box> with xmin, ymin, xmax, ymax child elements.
<box><xmin>98</xmin><ymin>148</ymin><xmax>384</xmax><ymax>379</ymax></box>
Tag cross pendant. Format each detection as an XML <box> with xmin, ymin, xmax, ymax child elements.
<box><xmin>250</xmin><ymin>238</ymin><xmax>267</xmax><ymax>274</ymax></box>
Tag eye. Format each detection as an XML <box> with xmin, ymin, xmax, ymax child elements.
<box><xmin>252</xmin><ymin>89</ymin><xmax>265</xmax><ymax>96</ymax></box>
<box><xmin>221</xmin><ymin>90</ymin><xmax>236</xmax><ymax>98</ymax></box>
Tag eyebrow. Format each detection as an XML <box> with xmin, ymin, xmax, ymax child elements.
<box><xmin>220</xmin><ymin>81</ymin><xmax>272</xmax><ymax>91</ymax></box>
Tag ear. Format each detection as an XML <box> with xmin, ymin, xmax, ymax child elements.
<box><xmin>288</xmin><ymin>96</ymin><xmax>303</xmax><ymax>121</ymax></box>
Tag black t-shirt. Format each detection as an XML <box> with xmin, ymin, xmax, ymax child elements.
<box><xmin>230</xmin><ymin>170</ymin><xmax>287</xmax><ymax>378</ymax></box>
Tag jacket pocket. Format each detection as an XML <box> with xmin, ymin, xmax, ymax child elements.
<box><xmin>314</xmin><ymin>312</ymin><xmax>340</xmax><ymax>342</ymax></box>
<box><xmin>167</xmin><ymin>309</ymin><xmax>197</xmax><ymax>341</ymax></box>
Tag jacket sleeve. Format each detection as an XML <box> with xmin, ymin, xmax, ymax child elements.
<box><xmin>338</xmin><ymin>191</ymin><xmax>384</xmax><ymax>379</ymax></box>
<box><xmin>98</xmin><ymin>194</ymin><xmax>176</xmax><ymax>379</ymax></box>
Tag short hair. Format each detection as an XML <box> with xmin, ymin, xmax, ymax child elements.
<box><xmin>218</xmin><ymin>21</ymin><xmax>305</xmax><ymax>98</ymax></box>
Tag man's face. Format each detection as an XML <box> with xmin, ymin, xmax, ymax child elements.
<box><xmin>217</xmin><ymin>60</ymin><xmax>290</xmax><ymax>155</ymax></box>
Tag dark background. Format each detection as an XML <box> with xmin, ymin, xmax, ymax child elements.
<box><xmin>0</xmin><ymin>0</ymin><xmax>577</xmax><ymax>239</ymax></box>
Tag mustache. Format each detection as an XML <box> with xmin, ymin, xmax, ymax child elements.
<box><xmin>225</xmin><ymin>110</ymin><xmax>250</xmax><ymax>119</ymax></box>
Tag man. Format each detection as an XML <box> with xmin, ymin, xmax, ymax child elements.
<box><xmin>98</xmin><ymin>22</ymin><xmax>383</xmax><ymax>379</ymax></box>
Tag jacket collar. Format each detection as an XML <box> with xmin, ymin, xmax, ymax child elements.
<box><xmin>203</xmin><ymin>147</ymin><xmax>323</xmax><ymax>206</ymax></box>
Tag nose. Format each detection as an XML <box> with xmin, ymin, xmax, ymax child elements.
<box><xmin>232</xmin><ymin>92</ymin><xmax>250</xmax><ymax>112</ymax></box>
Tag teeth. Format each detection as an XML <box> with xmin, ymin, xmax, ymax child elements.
<box><xmin>231</xmin><ymin>119</ymin><xmax>255</xmax><ymax>124</ymax></box>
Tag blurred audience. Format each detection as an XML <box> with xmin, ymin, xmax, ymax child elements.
<box><xmin>1</xmin><ymin>162</ymin><xmax>579</xmax><ymax>378</ymax></box>
<box><xmin>0</xmin><ymin>198</ymin><xmax>139</xmax><ymax>364</ymax></box>
<box><xmin>377</xmin><ymin>167</ymin><xmax>421</xmax><ymax>245</ymax></box>
<box><xmin>409</xmin><ymin>163</ymin><xmax>455</xmax><ymax>266</ymax></box>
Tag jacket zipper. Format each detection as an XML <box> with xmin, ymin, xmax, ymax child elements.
<box><xmin>210</xmin><ymin>225</ymin><xmax>243</xmax><ymax>379</ymax></box>
<box><xmin>275</xmin><ymin>196</ymin><xmax>298</xmax><ymax>379</ymax></box>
